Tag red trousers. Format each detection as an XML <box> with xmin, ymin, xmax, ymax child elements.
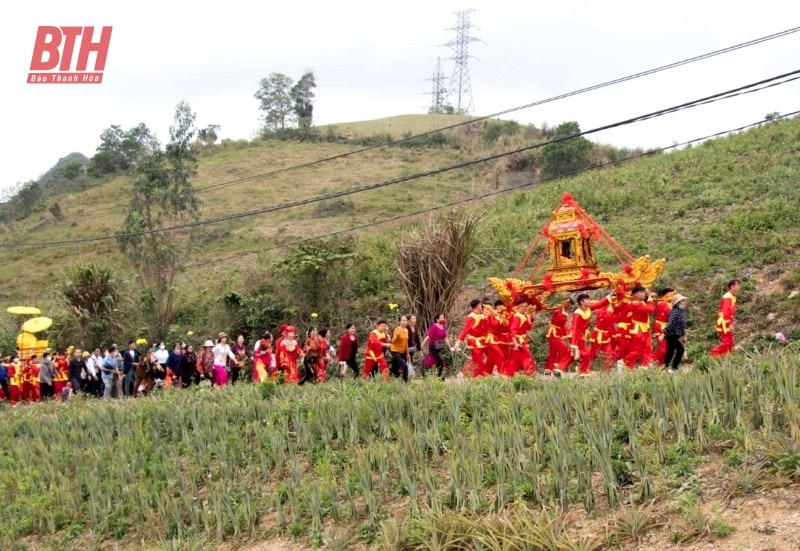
<box><xmin>710</xmin><ymin>331</ymin><xmax>734</xmax><ymax>356</ymax></box>
<box><xmin>575</xmin><ymin>341</ymin><xmax>591</xmax><ymax>375</ymax></box>
<box><xmin>461</xmin><ymin>347</ymin><xmax>491</xmax><ymax>377</ymax></box>
<box><xmin>485</xmin><ymin>344</ymin><xmax>507</xmax><ymax>376</ymax></box>
<box><xmin>615</xmin><ymin>335</ymin><xmax>632</xmax><ymax>361</ymax></box>
<box><xmin>546</xmin><ymin>337</ymin><xmax>570</xmax><ymax>372</ymax></box>
<box><xmin>508</xmin><ymin>345</ymin><xmax>535</xmax><ymax>376</ymax></box>
<box><xmin>623</xmin><ymin>333</ymin><xmax>651</xmax><ymax>368</ymax></box>
<box><xmin>362</xmin><ymin>356</ymin><xmax>389</xmax><ymax>380</ymax></box>
<box><xmin>653</xmin><ymin>335</ymin><xmax>667</xmax><ymax>365</ymax></box>
<box><xmin>589</xmin><ymin>341</ymin><xmax>615</xmax><ymax>371</ymax></box>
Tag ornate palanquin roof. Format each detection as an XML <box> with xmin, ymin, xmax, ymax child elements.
<box><xmin>489</xmin><ymin>193</ymin><xmax>666</xmax><ymax>309</ymax></box>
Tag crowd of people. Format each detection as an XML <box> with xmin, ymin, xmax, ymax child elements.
<box><xmin>0</xmin><ymin>279</ymin><xmax>740</xmax><ymax>403</ymax></box>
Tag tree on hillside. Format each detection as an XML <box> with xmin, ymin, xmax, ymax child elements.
<box><xmin>255</xmin><ymin>73</ymin><xmax>295</xmax><ymax>132</ymax></box>
<box><xmin>115</xmin><ymin>101</ymin><xmax>201</xmax><ymax>340</ymax></box>
<box><xmin>290</xmin><ymin>71</ymin><xmax>316</xmax><ymax>132</ymax></box>
<box><xmin>87</xmin><ymin>123</ymin><xmax>159</xmax><ymax>177</ymax></box>
<box><xmin>541</xmin><ymin>121</ymin><xmax>593</xmax><ymax>179</ymax></box>
<box><xmin>1</xmin><ymin>180</ymin><xmax>44</xmax><ymax>220</ymax></box>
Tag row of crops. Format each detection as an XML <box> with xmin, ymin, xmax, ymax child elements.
<box><xmin>2</xmin><ymin>354</ymin><xmax>799</xmax><ymax>550</ymax></box>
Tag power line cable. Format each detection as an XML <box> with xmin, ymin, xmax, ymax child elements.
<box><xmin>19</xmin><ymin>109</ymin><xmax>800</xmax><ymax>302</ymax></box>
<box><xmin>57</xmin><ymin>24</ymin><xmax>800</xmax><ymax>226</ymax></box>
<box><xmin>196</xmin><ymin>25</ymin><xmax>800</xmax><ymax>195</ymax></box>
<box><xmin>3</xmin><ymin>67</ymin><xmax>798</xmax><ymax>251</ymax></box>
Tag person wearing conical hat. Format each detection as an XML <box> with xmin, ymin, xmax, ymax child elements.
<box><xmin>196</xmin><ymin>340</ymin><xmax>215</xmax><ymax>384</ymax></box>
<box><xmin>662</xmin><ymin>293</ymin><xmax>689</xmax><ymax>372</ymax></box>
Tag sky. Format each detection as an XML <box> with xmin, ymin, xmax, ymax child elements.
<box><xmin>3</xmin><ymin>0</ymin><xmax>800</xmax><ymax>194</ymax></box>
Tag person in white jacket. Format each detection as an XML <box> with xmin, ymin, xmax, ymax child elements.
<box><xmin>211</xmin><ymin>333</ymin><xmax>236</xmax><ymax>386</ymax></box>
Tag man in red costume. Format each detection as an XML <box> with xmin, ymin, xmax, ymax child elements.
<box><xmin>7</xmin><ymin>359</ymin><xmax>22</xmax><ymax>403</ymax></box>
<box><xmin>508</xmin><ymin>296</ymin><xmax>536</xmax><ymax>376</ymax></box>
<box><xmin>486</xmin><ymin>300</ymin><xmax>512</xmax><ymax>376</ymax></box>
<box><xmin>54</xmin><ymin>351</ymin><xmax>69</xmax><ymax>395</ymax></box>
<box><xmin>710</xmin><ymin>279</ymin><xmax>741</xmax><ymax>356</ymax></box>
<box><xmin>613</xmin><ymin>294</ymin><xmax>633</xmax><ymax>364</ymax></box>
<box><xmin>362</xmin><ymin>320</ymin><xmax>391</xmax><ymax>380</ymax></box>
<box><xmin>545</xmin><ymin>298</ymin><xmax>574</xmax><ymax>377</ymax></box>
<box><xmin>620</xmin><ymin>285</ymin><xmax>655</xmax><ymax>370</ymax></box>
<box><xmin>21</xmin><ymin>355</ymin><xmax>41</xmax><ymax>402</ymax></box>
<box><xmin>569</xmin><ymin>293</ymin><xmax>611</xmax><ymax>376</ymax></box>
<box><xmin>453</xmin><ymin>299</ymin><xmax>491</xmax><ymax>378</ymax></box>
<box><xmin>589</xmin><ymin>299</ymin><xmax>617</xmax><ymax>372</ymax></box>
<box><xmin>276</xmin><ymin>326</ymin><xmax>303</xmax><ymax>383</ymax></box>
<box><xmin>652</xmin><ymin>288</ymin><xmax>675</xmax><ymax>365</ymax></box>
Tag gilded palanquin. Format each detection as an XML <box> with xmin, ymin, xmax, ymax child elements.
<box><xmin>490</xmin><ymin>193</ymin><xmax>666</xmax><ymax>307</ymax></box>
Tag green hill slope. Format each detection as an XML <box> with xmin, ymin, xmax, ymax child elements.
<box><xmin>1</xmin><ymin>114</ymin><xmax>799</xmax><ymax>352</ymax></box>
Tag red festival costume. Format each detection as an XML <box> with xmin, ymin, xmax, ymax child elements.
<box><xmin>486</xmin><ymin>307</ymin><xmax>512</xmax><ymax>376</ymax></box>
<box><xmin>362</xmin><ymin>329</ymin><xmax>390</xmax><ymax>380</ymax></box>
<box><xmin>54</xmin><ymin>354</ymin><xmax>68</xmax><ymax>395</ymax></box>
<box><xmin>545</xmin><ymin>308</ymin><xmax>571</xmax><ymax>374</ymax></box>
<box><xmin>621</xmin><ymin>299</ymin><xmax>655</xmax><ymax>369</ymax></box>
<box><xmin>652</xmin><ymin>299</ymin><xmax>672</xmax><ymax>364</ymax></box>
<box><xmin>508</xmin><ymin>309</ymin><xmax>536</xmax><ymax>376</ymax></box>
<box><xmin>710</xmin><ymin>291</ymin><xmax>737</xmax><ymax>356</ymax></box>
<box><xmin>570</xmin><ymin>297</ymin><xmax>609</xmax><ymax>375</ymax></box>
<box><xmin>277</xmin><ymin>334</ymin><xmax>302</xmax><ymax>383</ymax></box>
<box><xmin>457</xmin><ymin>311</ymin><xmax>491</xmax><ymax>377</ymax></box>
<box><xmin>613</xmin><ymin>298</ymin><xmax>633</xmax><ymax>361</ymax></box>
<box><xmin>589</xmin><ymin>302</ymin><xmax>616</xmax><ymax>371</ymax></box>
<box><xmin>21</xmin><ymin>361</ymin><xmax>41</xmax><ymax>402</ymax></box>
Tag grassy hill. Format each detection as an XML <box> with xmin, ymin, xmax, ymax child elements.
<box><xmin>2</xmin><ymin>114</ymin><xmax>800</xmax><ymax>550</ymax></box>
<box><xmin>0</xmin><ymin>113</ymin><xmax>799</xmax><ymax>353</ymax></box>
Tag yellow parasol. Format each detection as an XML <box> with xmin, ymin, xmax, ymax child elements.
<box><xmin>7</xmin><ymin>306</ymin><xmax>42</xmax><ymax>315</ymax></box>
<box><xmin>16</xmin><ymin>332</ymin><xmax>37</xmax><ymax>349</ymax></box>
<box><xmin>22</xmin><ymin>316</ymin><xmax>53</xmax><ymax>333</ymax></box>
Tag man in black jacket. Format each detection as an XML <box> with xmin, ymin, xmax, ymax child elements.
<box><xmin>67</xmin><ymin>349</ymin><xmax>85</xmax><ymax>395</ymax></box>
<box><xmin>122</xmin><ymin>341</ymin><xmax>140</xmax><ymax>397</ymax></box>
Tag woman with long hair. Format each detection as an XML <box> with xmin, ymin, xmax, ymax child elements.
<box><xmin>422</xmin><ymin>313</ymin><xmax>451</xmax><ymax>380</ymax></box>
<box><xmin>212</xmin><ymin>333</ymin><xmax>236</xmax><ymax>386</ymax></box>
<box><xmin>337</xmin><ymin>323</ymin><xmax>359</xmax><ymax>378</ymax></box>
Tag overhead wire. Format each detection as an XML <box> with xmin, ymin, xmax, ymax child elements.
<box><xmin>49</xmin><ymin>21</ymin><xmax>800</xmax><ymax>228</ymax></box>
<box><xmin>2</xmin><ymin>67</ymin><xmax>798</xmax><ymax>251</ymax></box>
<box><xmin>15</xmin><ymin>108</ymin><xmax>800</xmax><ymax>303</ymax></box>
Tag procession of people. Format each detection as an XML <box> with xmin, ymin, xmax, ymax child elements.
<box><xmin>0</xmin><ymin>277</ymin><xmax>742</xmax><ymax>403</ymax></box>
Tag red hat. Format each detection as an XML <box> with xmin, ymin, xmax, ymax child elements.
<box><xmin>285</xmin><ymin>325</ymin><xmax>296</xmax><ymax>334</ymax></box>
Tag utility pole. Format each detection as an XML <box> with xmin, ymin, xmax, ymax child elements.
<box><xmin>444</xmin><ymin>9</ymin><xmax>480</xmax><ymax>114</ymax></box>
<box><xmin>426</xmin><ymin>57</ymin><xmax>449</xmax><ymax>113</ymax></box>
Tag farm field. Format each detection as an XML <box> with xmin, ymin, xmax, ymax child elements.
<box><xmin>3</xmin><ymin>352</ymin><xmax>800</xmax><ymax>550</ymax></box>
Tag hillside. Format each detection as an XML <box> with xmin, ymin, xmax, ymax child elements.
<box><xmin>0</xmin><ymin>113</ymin><xmax>799</xmax><ymax>353</ymax></box>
